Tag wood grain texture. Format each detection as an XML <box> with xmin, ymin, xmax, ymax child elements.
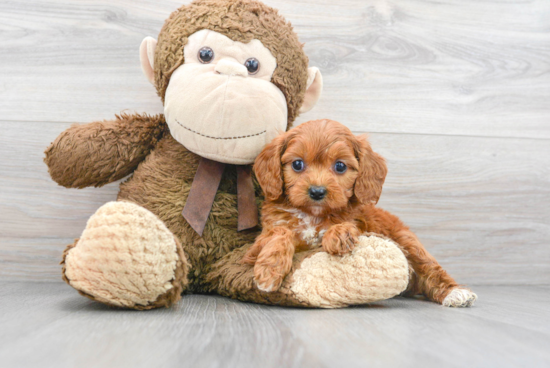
<box><xmin>0</xmin><ymin>282</ymin><xmax>549</xmax><ymax>368</ymax></box>
<box><xmin>0</xmin><ymin>0</ymin><xmax>549</xmax><ymax>284</ymax></box>
<box><xmin>1</xmin><ymin>0</ymin><xmax>549</xmax><ymax>137</ymax></box>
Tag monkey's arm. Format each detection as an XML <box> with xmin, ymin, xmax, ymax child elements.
<box><xmin>45</xmin><ymin>113</ymin><xmax>167</xmax><ymax>188</ymax></box>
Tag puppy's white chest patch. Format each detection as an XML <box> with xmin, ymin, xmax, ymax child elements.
<box><xmin>279</xmin><ymin>208</ymin><xmax>327</xmax><ymax>248</ymax></box>
<box><xmin>301</xmin><ymin>226</ymin><xmax>326</xmax><ymax>248</ymax></box>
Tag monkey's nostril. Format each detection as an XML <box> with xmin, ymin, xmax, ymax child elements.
<box><xmin>214</xmin><ymin>59</ymin><xmax>248</xmax><ymax>77</ymax></box>
<box><xmin>308</xmin><ymin>186</ymin><xmax>327</xmax><ymax>201</ymax></box>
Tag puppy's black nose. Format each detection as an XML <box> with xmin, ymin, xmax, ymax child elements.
<box><xmin>308</xmin><ymin>186</ymin><xmax>327</xmax><ymax>201</ymax></box>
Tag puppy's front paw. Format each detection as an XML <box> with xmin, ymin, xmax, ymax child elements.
<box><xmin>240</xmin><ymin>240</ymin><xmax>264</xmax><ymax>265</ymax></box>
<box><xmin>254</xmin><ymin>263</ymin><xmax>285</xmax><ymax>292</ymax></box>
<box><xmin>322</xmin><ymin>223</ymin><xmax>360</xmax><ymax>256</ymax></box>
<box><xmin>253</xmin><ymin>241</ymin><xmax>294</xmax><ymax>293</ymax></box>
<box><xmin>442</xmin><ymin>288</ymin><xmax>478</xmax><ymax>307</ymax></box>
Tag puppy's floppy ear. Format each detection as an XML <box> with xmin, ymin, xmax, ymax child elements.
<box><xmin>353</xmin><ymin>134</ymin><xmax>388</xmax><ymax>204</ymax></box>
<box><xmin>254</xmin><ymin>132</ymin><xmax>290</xmax><ymax>201</ymax></box>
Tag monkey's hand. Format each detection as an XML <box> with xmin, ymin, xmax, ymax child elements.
<box><xmin>45</xmin><ymin>113</ymin><xmax>166</xmax><ymax>188</ymax></box>
<box><xmin>322</xmin><ymin>222</ymin><xmax>360</xmax><ymax>256</ymax></box>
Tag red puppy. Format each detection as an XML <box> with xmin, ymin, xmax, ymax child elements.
<box><xmin>242</xmin><ymin>119</ymin><xmax>477</xmax><ymax>307</ymax></box>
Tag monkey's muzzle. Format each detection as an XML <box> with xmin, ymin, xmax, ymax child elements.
<box><xmin>164</xmin><ymin>63</ymin><xmax>288</xmax><ymax>165</ymax></box>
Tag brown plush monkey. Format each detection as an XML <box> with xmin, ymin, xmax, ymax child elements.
<box><xmin>45</xmin><ymin>0</ymin><xmax>411</xmax><ymax>310</ymax></box>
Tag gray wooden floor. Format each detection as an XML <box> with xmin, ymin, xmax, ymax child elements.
<box><xmin>0</xmin><ymin>282</ymin><xmax>549</xmax><ymax>368</ymax></box>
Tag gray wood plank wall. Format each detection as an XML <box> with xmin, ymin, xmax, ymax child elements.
<box><xmin>1</xmin><ymin>0</ymin><xmax>549</xmax><ymax>284</ymax></box>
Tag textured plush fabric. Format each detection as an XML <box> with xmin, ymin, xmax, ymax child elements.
<box><xmin>116</xmin><ymin>128</ymin><xmax>261</xmax><ymax>291</ymax></box>
<box><xmin>140</xmin><ymin>36</ymin><xmax>157</xmax><ymax>84</ymax></box>
<box><xmin>163</xmin><ymin>29</ymin><xmax>288</xmax><ymax>164</ymax></box>
<box><xmin>46</xmin><ymin>113</ymin><xmax>261</xmax><ymax>295</ymax></box>
<box><xmin>61</xmin><ymin>201</ymin><xmax>189</xmax><ymax>309</ymax></box>
<box><xmin>299</xmin><ymin>67</ymin><xmax>323</xmax><ymax>114</ymax></box>
<box><xmin>289</xmin><ymin>235</ymin><xmax>410</xmax><ymax>308</ymax></box>
<box><xmin>206</xmin><ymin>241</ymin><xmax>319</xmax><ymax>307</ymax></box>
<box><xmin>183</xmin><ymin>30</ymin><xmax>278</xmax><ymax>82</ymax></box>
<box><xmin>45</xmin><ymin>113</ymin><xmax>167</xmax><ymax>188</ymax></box>
<box><xmin>154</xmin><ymin>0</ymin><xmax>309</xmax><ymax>127</ymax></box>
<box><xmin>206</xmin><ymin>233</ymin><xmax>409</xmax><ymax>308</ymax></box>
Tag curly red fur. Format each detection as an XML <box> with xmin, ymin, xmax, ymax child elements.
<box><xmin>245</xmin><ymin>119</ymin><xmax>468</xmax><ymax>303</ymax></box>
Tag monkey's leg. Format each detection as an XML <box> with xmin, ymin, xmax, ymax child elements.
<box><xmin>206</xmin><ymin>234</ymin><xmax>409</xmax><ymax>308</ymax></box>
<box><xmin>394</xmin><ymin>229</ymin><xmax>477</xmax><ymax>307</ymax></box>
<box><xmin>61</xmin><ymin>201</ymin><xmax>189</xmax><ymax>310</ymax></box>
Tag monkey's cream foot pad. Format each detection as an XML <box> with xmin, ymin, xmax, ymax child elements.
<box><xmin>289</xmin><ymin>235</ymin><xmax>410</xmax><ymax>308</ymax></box>
<box><xmin>62</xmin><ymin>201</ymin><xmax>181</xmax><ymax>308</ymax></box>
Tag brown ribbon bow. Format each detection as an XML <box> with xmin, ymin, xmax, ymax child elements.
<box><xmin>182</xmin><ymin>157</ymin><xmax>259</xmax><ymax>236</ymax></box>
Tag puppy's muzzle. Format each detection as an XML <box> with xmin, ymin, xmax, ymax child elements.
<box><xmin>308</xmin><ymin>186</ymin><xmax>327</xmax><ymax>201</ymax></box>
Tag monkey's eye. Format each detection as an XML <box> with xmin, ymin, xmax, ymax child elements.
<box><xmin>198</xmin><ymin>47</ymin><xmax>214</xmax><ymax>63</ymax></box>
<box><xmin>292</xmin><ymin>160</ymin><xmax>305</xmax><ymax>173</ymax></box>
<box><xmin>244</xmin><ymin>57</ymin><xmax>260</xmax><ymax>75</ymax></box>
<box><xmin>334</xmin><ymin>161</ymin><xmax>347</xmax><ymax>174</ymax></box>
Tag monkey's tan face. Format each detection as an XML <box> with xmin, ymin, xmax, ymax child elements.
<box><xmin>163</xmin><ymin>30</ymin><xmax>288</xmax><ymax>164</ymax></box>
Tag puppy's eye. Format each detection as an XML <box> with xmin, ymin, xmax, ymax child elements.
<box><xmin>244</xmin><ymin>57</ymin><xmax>260</xmax><ymax>75</ymax></box>
<box><xmin>334</xmin><ymin>161</ymin><xmax>347</xmax><ymax>174</ymax></box>
<box><xmin>292</xmin><ymin>160</ymin><xmax>305</xmax><ymax>172</ymax></box>
<box><xmin>198</xmin><ymin>47</ymin><xmax>214</xmax><ymax>63</ymax></box>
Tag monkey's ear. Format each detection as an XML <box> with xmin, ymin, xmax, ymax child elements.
<box><xmin>299</xmin><ymin>67</ymin><xmax>323</xmax><ymax>114</ymax></box>
<box><xmin>140</xmin><ymin>37</ymin><xmax>157</xmax><ymax>85</ymax></box>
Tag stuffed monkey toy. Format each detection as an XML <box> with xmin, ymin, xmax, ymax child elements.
<box><xmin>45</xmin><ymin>0</ymin><xmax>411</xmax><ymax>310</ymax></box>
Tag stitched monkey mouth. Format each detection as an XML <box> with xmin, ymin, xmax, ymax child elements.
<box><xmin>175</xmin><ymin>120</ymin><xmax>266</xmax><ymax>140</ymax></box>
